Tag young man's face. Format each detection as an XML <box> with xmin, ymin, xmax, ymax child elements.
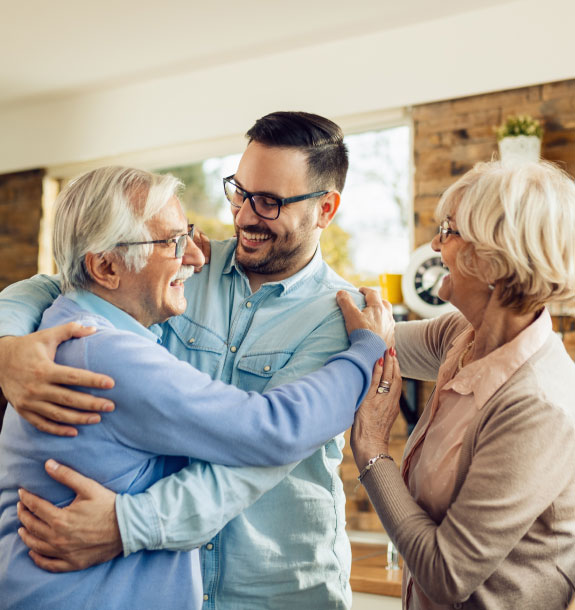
<box><xmin>230</xmin><ymin>142</ymin><xmax>324</xmax><ymax>283</ymax></box>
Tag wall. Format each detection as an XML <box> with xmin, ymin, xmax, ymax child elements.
<box><xmin>413</xmin><ymin>79</ymin><xmax>575</xmax><ymax>246</ymax></box>
<box><xmin>0</xmin><ymin>169</ymin><xmax>44</xmax><ymax>290</ymax></box>
<box><xmin>0</xmin><ymin>0</ymin><xmax>574</xmax><ymax>176</ymax></box>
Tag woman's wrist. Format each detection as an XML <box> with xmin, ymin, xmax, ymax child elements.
<box><xmin>354</xmin><ymin>446</ymin><xmax>390</xmax><ymax>472</ymax></box>
<box><xmin>357</xmin><ymin>452</ymin><xmax>394</xmax><ymax>482</ymax></box>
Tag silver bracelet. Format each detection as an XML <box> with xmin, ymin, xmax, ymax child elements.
<box><xmin>357</xmin><ymin>453</ymin><xmax>393</xmax><ymax>482</ymax></box>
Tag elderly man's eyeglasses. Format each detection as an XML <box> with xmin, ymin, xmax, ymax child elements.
<box><xmin>438</xmin><ymin>219</ymin><xmax>461</xmax><ymax>244</ymax></box>
<box><xmin>116</xmin><ymin>224</ymin><xmax>195</xmax><ymax>259</ymax></box>
<box><xmin>223</xmin><ymin>175</ymin><xmax>328</xmax><ymax>220</ymax></box>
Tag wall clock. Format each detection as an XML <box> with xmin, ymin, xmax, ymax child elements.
<box><xmin>401</xmin><ymin>242</ymin><xmax>456</xmax><ymax>318</ymax></box>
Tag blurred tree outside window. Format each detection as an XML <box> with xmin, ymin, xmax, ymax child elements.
<box><xmin>156</xmin><ymin>124</ymin><xmax>410</xmax><ymax>285</ymax></box>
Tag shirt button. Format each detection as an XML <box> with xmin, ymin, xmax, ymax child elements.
<box><xmin>230</xmin><ymin>346</ymin><xmax>237</xmax><ymax>353</ymax></box>
<box><xmin>453</xmin><ymin>604</ymin><xmax>462</xmax><ymax>609</ymax></box>
<box><xmin>263</xmin><ymin>365</ymin><xmax>271</xmax><ymax>372</ymax></box>
<box><xmin>246</xmin><ymin>301</ymin><xmax>252</xmax><ymax>308</ymax></box>
<box><xmin>206</xmin><ymin>543</ymin><xmax>214</xmax><ymax>550</ymax></box>
<box><xmin>203</xmin><ymin>594</ymin><xmax>209</xmax><ymax>601</ymax></box>
<box><xmin>188</xmin><ymin>337</ymin><xmax>195</xmax><ymax>343</ymax></box>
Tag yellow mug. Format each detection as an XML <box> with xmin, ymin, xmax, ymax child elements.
<box><xmin>378</xmin><ymin>273</ymin><xmax>403</xmax><ymax>305</ymax></box>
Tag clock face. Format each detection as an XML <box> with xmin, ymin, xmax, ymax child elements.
<box><xmin>402</xmin><ymin>243</ymin><xmax>456</xmax><ymax>318</ymax></box>
<box><xmin>414</xmin><ymin>256</ymin><xmax>448</xmax><ymax>306</ymax></box>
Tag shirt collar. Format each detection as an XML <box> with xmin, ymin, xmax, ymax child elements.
<box><xmin>67</xmin><ymin>290</ymin><xmax>161</xmax><ymax>343</ymax></box>
<box><xmin>445</xmin><ymin>308</ymin><xmax>552</xmax><ymax>409</ymax></box>
<box><xmin>223</xmin><ymin>243</ymin><xmax>324</xmax><ymax>296</ymax></box>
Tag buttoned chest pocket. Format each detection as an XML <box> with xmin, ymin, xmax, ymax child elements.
<box><xmin>236</xmin><ymin>350</ymin><xmax>293</xmax><ymax>393</ymax></box>
<box><xmin>164</xmin><ymin>318</ymin><xmax>226</xmax><ymax>379</ymax></box>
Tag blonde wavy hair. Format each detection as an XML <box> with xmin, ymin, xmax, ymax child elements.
<box><xmin>435</xmin><ymin>160</ymin><xmax>575</xmax><ymax>314</ymax></box>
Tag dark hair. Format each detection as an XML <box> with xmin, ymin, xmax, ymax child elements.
<box><xmin>246</xmin><ymin>111</ymin><xmax>349</xmax><ymax>192</ymax></box>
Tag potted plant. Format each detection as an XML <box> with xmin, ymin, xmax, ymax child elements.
<box><xmin>495</xmin><ymin>115</ymin><xmax>543</xmax><ymax>163</ymax></box>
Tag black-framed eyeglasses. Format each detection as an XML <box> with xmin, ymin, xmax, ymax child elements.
<box><xmin>223</xmin><ymin>175</ymin><xmax>328</xmax><ymax>220</ymax></box>
<box><xmin>116</xmin><ymin>224</ymin><xmax>195</xmax><ymax>259</ymax></box>
<box><xmin>438</xmin><ymin>219</ymin><xmax>461</xmax><ymax>244</ymax></box>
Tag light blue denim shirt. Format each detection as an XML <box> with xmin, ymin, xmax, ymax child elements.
<box><xmin>0</xmin><ymin>239</ymin><xmax>369</xmax><ymax>609</ymax></box>
<box><xmin>0</xmin><ymin>285</ymin><xmax>383</xmax><ymax>609</ymax></box>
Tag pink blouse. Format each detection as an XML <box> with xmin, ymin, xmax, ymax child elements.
<box><xmin>400</xmin><ymin>309</ymin><xmax>552</xmax><ymax>609</ymax></box>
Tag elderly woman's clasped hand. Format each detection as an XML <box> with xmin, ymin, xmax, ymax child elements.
<box><xmin>349</xmin><ymin>347</ymin><xmax>401</xmax><ymax>470</ymax></box>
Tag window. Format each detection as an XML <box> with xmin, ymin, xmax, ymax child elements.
<box><xmin>157</xmin><ymin>123</ymin><xmax>412</xmax><ymax>287</ymax></box>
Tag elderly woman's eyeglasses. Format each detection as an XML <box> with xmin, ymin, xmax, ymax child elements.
<box><xmin>438</xmin><ymin>219</ymin><xmax>461</xmax><ymax>244</ymax></box>
<box><xmin>223</xmin><ymin>175</ymin><xmax>328</xmax><ymax>220</ymax></box>
<box><xmin>116</xmin><ymin>224</ymin><xmax>195</xmax><ymax>259</ymax></box>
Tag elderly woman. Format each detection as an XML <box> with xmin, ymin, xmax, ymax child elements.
<box><xmin>351</xmin><ymin>160</ymin><xmax>575</xmax><ymax>609</ymax></box>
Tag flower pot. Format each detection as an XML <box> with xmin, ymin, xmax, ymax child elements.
<box><xmin>498</xmin><ymin>135</ymin><xmax>541</xmax><ymax>164</ymax></box>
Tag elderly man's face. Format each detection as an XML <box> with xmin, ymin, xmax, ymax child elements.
<box><xmin>121</xmin><ymin>197</ymin><xmax>198</xmax><ymax>327</ymax></box>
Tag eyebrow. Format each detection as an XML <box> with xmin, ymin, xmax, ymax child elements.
<box><xmin>232</xmin><ymin>176</ymin><xmax>282</xmax><ymax>199</ymax></box>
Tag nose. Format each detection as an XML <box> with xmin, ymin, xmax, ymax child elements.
<box><xmin>182</xmin><ymin>235</ymin><xmax>206</xmax><ymax>268</ymax></box>
<box><xmin>233</xmin><ymin>196</ymin><xmax>261</xmax><ymax>226</ymax></box>
<box><xmin>431</xmin><ymin>231</ymin><xmax>441</xmax><ymax>252</ymax></box>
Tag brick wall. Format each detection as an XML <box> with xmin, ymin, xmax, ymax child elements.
<box><xmin>413</xmin><ymin>78</ymin><xmax>575</xmax><ymax>246</ymax></box>
<box><xmin>0</xmin><ymin>169</ymin><xmax>44</xmax><ymax>430</ymax></box>
<box><xmin>0</xmin><ymin>169</ymin><xmax>44</xmax><ymax>291</ymax></box>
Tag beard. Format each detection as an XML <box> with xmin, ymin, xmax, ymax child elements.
<box><xmin>234</xmin><ymin>215</ymin><xmax>316</xmax><ymax>277</ymax></box>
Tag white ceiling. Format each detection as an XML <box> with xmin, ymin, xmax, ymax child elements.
<box><xmin>3</xmin><ymin>0</ymin><xmax>509</xmax><ymax>105</ymax></box>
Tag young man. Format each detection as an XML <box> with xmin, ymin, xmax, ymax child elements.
<box><xmin>0</xmin><ymin>112</ymin><xmax>373</xmax><ymax>608</ymax></box>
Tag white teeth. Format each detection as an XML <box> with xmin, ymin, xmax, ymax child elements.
<box><xmin>243</xmin><ymin>231</ymin><xmax>271</xmax><ymax>241</ymax></box>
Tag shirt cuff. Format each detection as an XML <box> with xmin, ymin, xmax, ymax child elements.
<box><xmin>115</xmin><ymin>492</ymin><xmax>163</xmax><ymax>557</ymax></box>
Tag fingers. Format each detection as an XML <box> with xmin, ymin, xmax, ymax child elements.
<box><xmin>28</xmin><ymin>550</ymin><xmax>76</xmax><ymax>573</ymax></box>
<box><xmin>368</xmin><ymin>357</ymin><xmax>385</xmax><ymax>393</ymax></box>
<box><xmin>336</xmin><ymin>289</ymin><xmax>356</xmax><ymax>313</ymax></box>
<box><xmin>39</xmin><ymin>322</ymin><xmax>96</xmax><ymax>346</ymax></box>
<box><xmin>45</xmin><ymin>363</ymin><xmax>115</xmax><ymax>391</ymax></box>
<box><xmin>27</xmin><ymin>380</ymin><xmax>115</xmax><ymax>412</ymax></box>
<box><xmin>17</xmin><ymin>409</ymin><xmax>80</xmax><ymax>437</ymax></box>
<box><xmin>18</xmin><ymin>487</ymin><xmax>61</xmax><ymax>524</ymax></box>
<box><xmin>380</xmin><ymin>349</ymin><xmax>394</xmax><ymax>385</ymax></box>
<box><xmin>359</xmin><ymin>287</ymin><xmax>383</xmax><ymax>309</ymax></box>
<box><xmin>23</xmin><ymin>402</ymin><xmax>102</xmax><ymax>425</ymax></box>
<box><xmin>198</xmin><ymin>230</ymin><xmax>211</xmax><ymax>265</ymax></box>
<box><xmin>44</xmin><ymin>460</ymin><xmax>99</xmax><ymax>497</ymax></box>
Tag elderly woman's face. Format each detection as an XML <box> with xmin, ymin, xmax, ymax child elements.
<box><xmin>431</xmin><ymin>214</ymin><xmax>488</xmax><ymax>314</ymax></box>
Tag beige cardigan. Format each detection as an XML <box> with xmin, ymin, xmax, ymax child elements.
<box><xmin>363</xmin><ymin>312</ymin><xmax>575</xmax><ymax>609</ymax></box>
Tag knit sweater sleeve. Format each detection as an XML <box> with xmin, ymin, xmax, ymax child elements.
<box><xmin>395</xmin><ymin>312</ymin><xmax>469</xmax><ymax>381</ymax></box>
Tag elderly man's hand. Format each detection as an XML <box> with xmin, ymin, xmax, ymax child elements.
<box><xmin>336</xmin><ymin>287</ymin><xmax>395</xmax><ymax>348</ymax></box>
<box><xmin>17</xmin><ymin>460</ymin><xmax>122</xmax><ymax>572</ymax></box>
<box><xmin>0</xmin><ymin>324</ymin><xmax>116</xmax><ymax>436</ymax></box>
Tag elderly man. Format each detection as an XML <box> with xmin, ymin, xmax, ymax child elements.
<box><xmin>0</xmin><ymin>165</ymin><xmax>389</xmax><ymax>609</ymax></box>
<box><xmin>0</xmin><ymin>112</ymin><xmax>381</xmax><ymax>608</ymax></box>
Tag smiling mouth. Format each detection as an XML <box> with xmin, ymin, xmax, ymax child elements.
<box><xmin>242</xmin><ymin>230</ymin><xmax>272</xmax><ymax>242</ymax></box>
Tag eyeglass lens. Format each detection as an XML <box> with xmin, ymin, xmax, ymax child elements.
<box><xmin>175</xmin><ymin>225</ymin><xmax>195</xmax><ymax>258</ymax></box>
<box><xmin>224</xmin><ymin>181</ymin><xmax>279</xmax><ymax>220</ymax></box>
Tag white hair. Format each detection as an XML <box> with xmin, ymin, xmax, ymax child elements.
<box><xmin>436</xmin><ymin>160</ymin><xmax>575</xmax><ymax>314</ymax></box>
<box><xmin>53</xmin><ymin>166</ymin><xmax>182</xmax><ymax>293</ymax></box>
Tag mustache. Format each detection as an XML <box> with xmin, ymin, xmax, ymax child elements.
<box><xmin>170</xmin><ymin>265</ymin><xmax>195</xmax><ymax>283</ymax></box>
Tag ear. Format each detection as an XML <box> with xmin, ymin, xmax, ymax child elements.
<box><xmin>317</xmin><ymin>191</ymin><xmax>341</xmax><ymax>229</ymax></box>
<box><xmin>84</xmin><ymin>252</ymin><xmax>122</xmax><ymax>290</ymax></box>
